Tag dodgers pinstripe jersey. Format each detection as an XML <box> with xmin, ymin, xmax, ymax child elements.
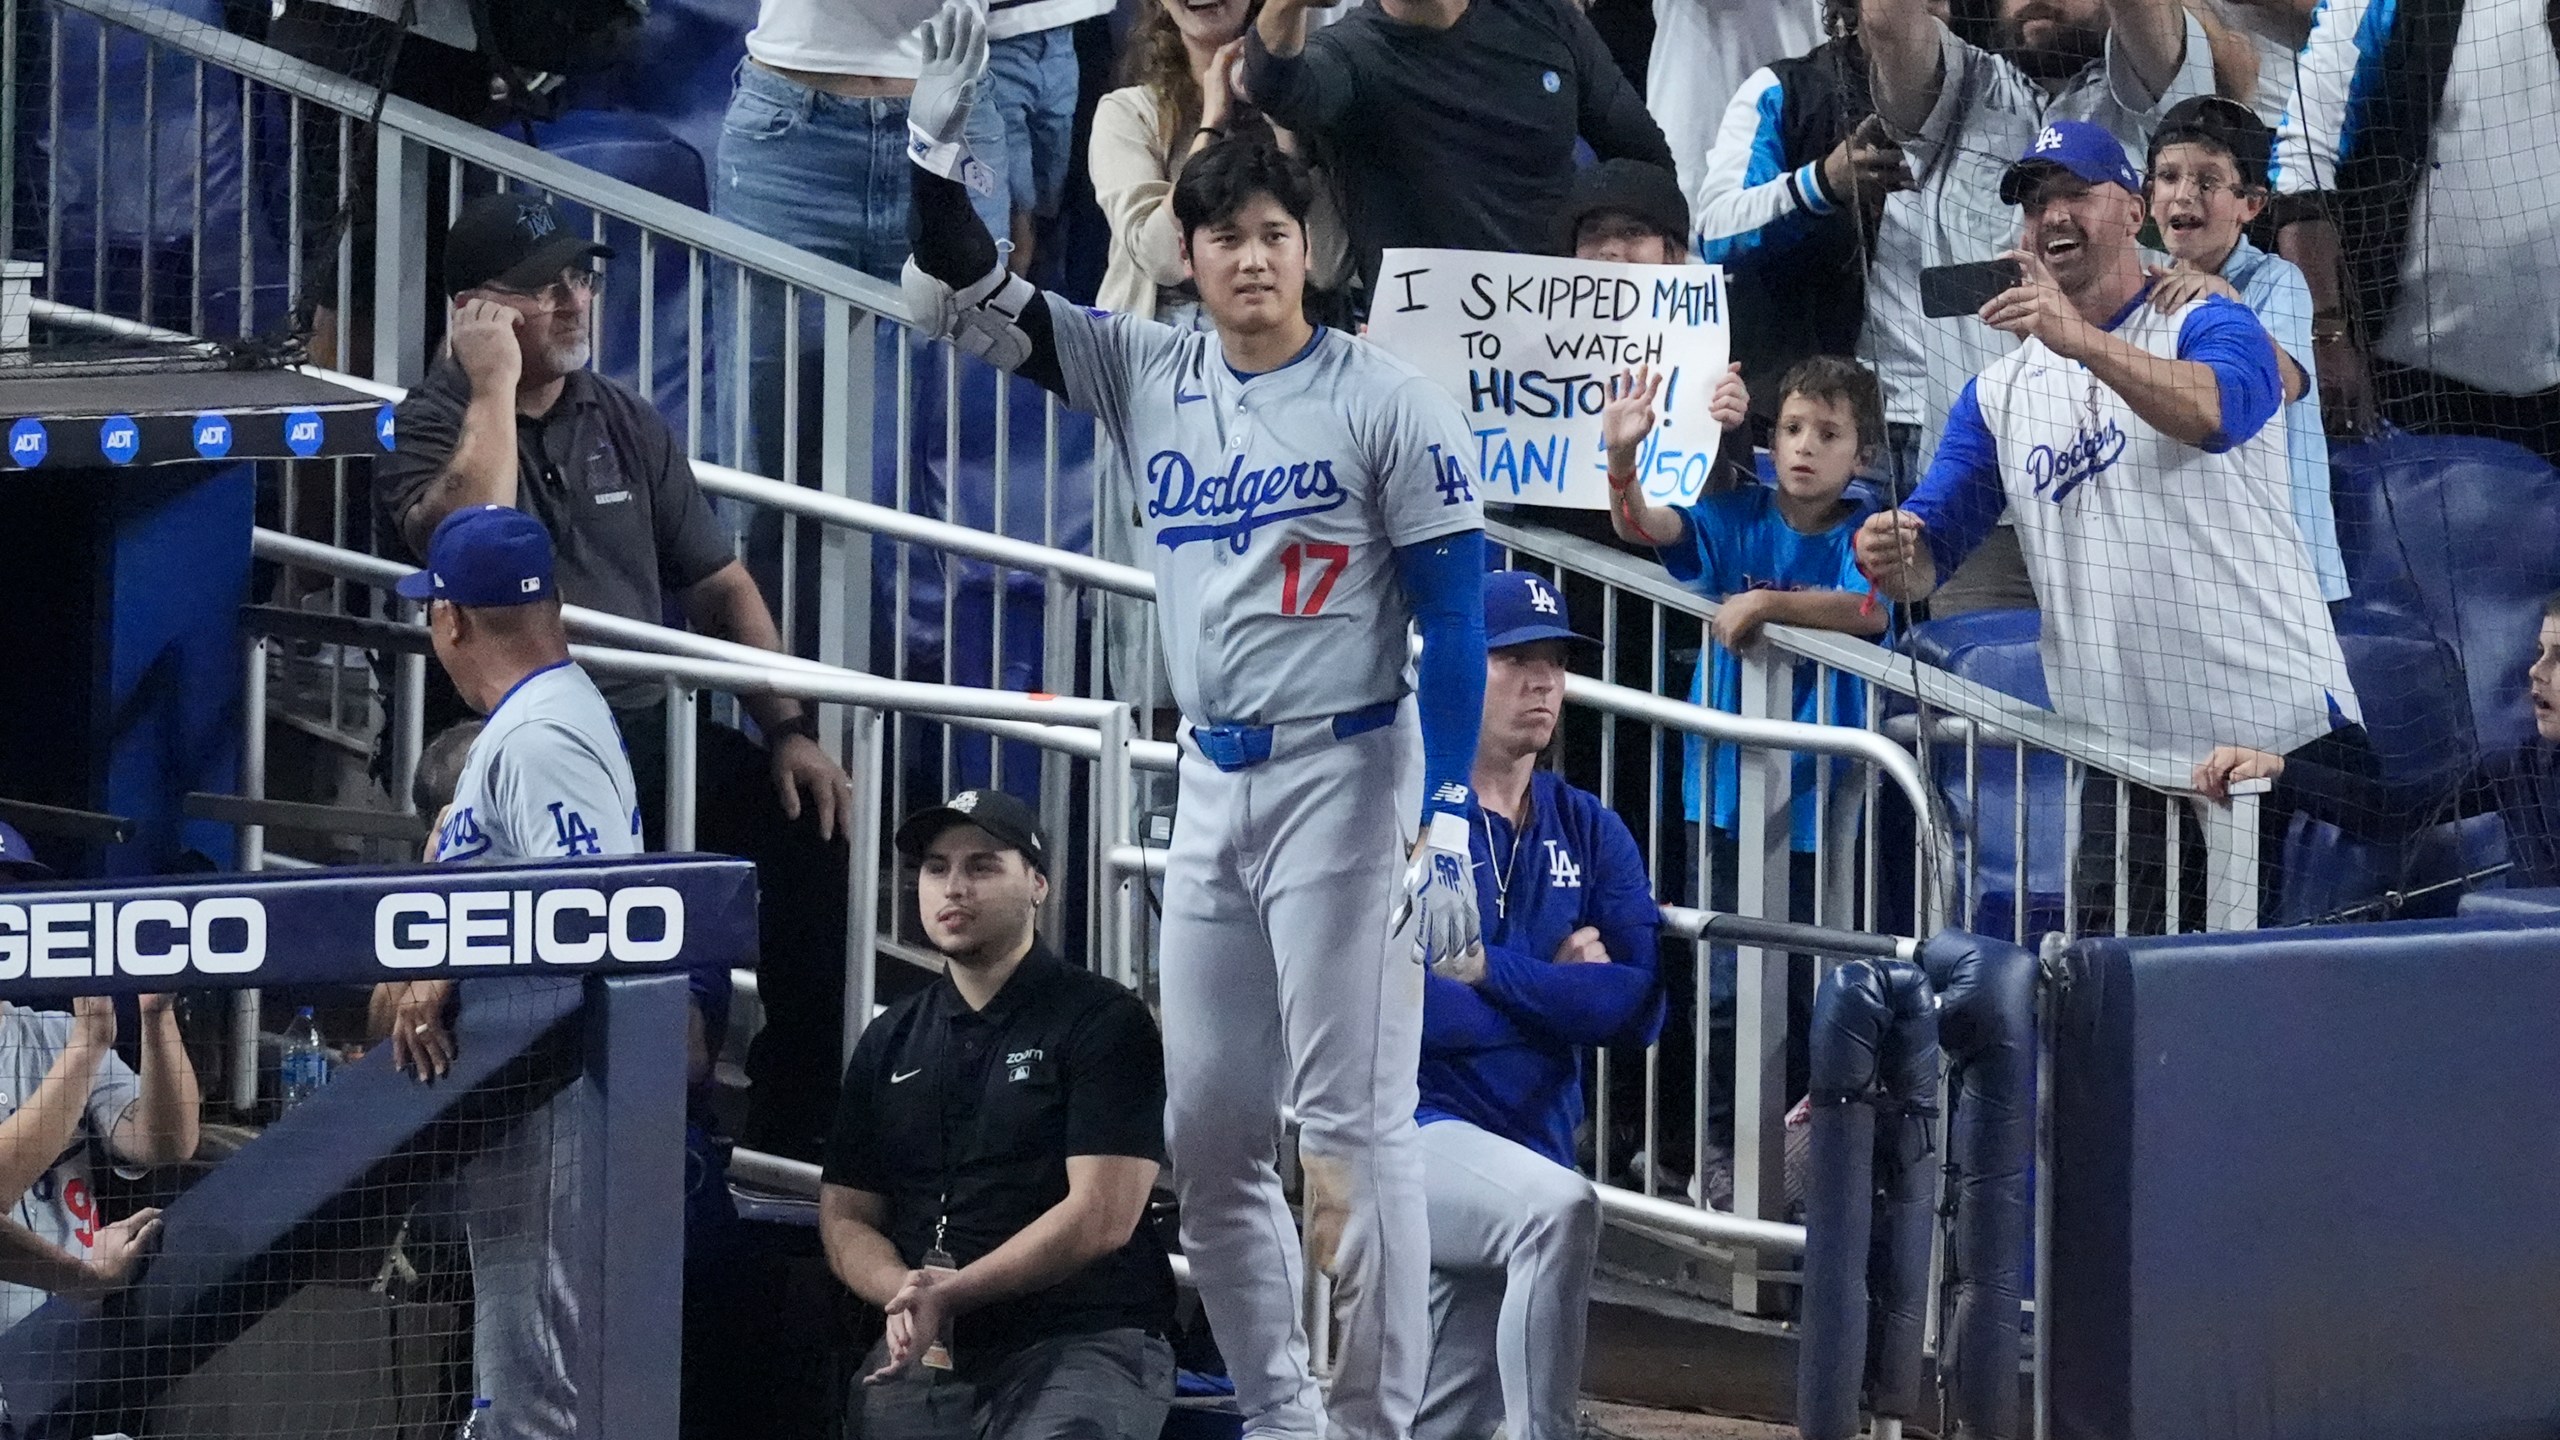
<box><xmin>1046</xmin><ymin>299</ymin><xmax>1485</xmax><ymax>727</ymax></box>
<box><xmin>1911</xmin><ymin>294</ymin><xmax>2360</xmax><ymax>762</ymax></box>
<box><xmin>432</xmin><ymin>661</ymin><xmax>643</xmax><ymax>865</ymax></box>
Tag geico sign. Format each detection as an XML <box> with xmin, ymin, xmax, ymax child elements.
<box><xmin>374</xmin><ymin>886</ymin><xmax>685</xmax><ymax>968</ymax></box>
<box><xmin>0</xmin><ymin>898</ymin><xmax>267</xmax><ymax>980</ymax></box>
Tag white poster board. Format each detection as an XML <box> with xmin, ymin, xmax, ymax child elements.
<box><xmin>1365</xmin><ymin>249</ymin><xmax>1732</xmax><ymax>511</ymax></box>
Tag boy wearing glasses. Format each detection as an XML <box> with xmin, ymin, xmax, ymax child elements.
<box><xmin>2144</xmin><ymin>94</ymin><xmax>2347</xmax><ymax>602</ymax></box>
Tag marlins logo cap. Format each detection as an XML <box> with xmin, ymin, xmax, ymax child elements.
<box><xmin>444</xmin><ymin>194</ymin><xmax>614</xmax><ymax>297</ymax></box>
<box><xmin>895</xmin><ymin>790</ymin><xmax>1049</xmax><ymax>873</ymax></box>
<box><xmin>396</xmin><ymin>505</ymin><xmax>558</xmax><ymax>608</ymax></box>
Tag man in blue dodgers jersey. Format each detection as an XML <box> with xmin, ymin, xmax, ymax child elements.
<box><xmin>379</xmin><ymin>503</ymin><xmax>641</xmax><ymax>1440</ymax></box>
<box><xmin>898</xmin><ymin>6</ymin><xmax>1488</xmax><ymax>1439</ymax></box>
<box><xmin>1855</xmin><ymin>122</ymin><xmax>2369</xmax><ymax>933</ymax></box>
<box><xmin>1414</xmin><ymin>572</ymin><xmax>1661</xmax><ymax>1440</ymax></box>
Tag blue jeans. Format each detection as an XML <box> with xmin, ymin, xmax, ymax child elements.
<box><xmin>984</xmin><ymin>30</ymin><xmax>1079</xmax><ymax>222</ymax></box>
<box><xmin>708</xmin><ymin>62</ymin><xmax>1007</xmax><ymax>482</ymax></box>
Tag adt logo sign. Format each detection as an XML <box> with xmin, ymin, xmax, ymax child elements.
<box><xmin>192</xmin><ymin>414</ymin><xmax>233</xmax><ymax>460</ymax></box>
<box><xmin>98</xmin><ymin>415</ymin><xmax>141</xmax><ymax>466</ymax></box>
<box><xmin>285</xmin><ymin>409</ymin><xmax>324</xmax><ymax>458</ymax></box>
<box><xmin>374</xmin><ymin>404</ymin><xmax>396</xmax><ymax>451</ymax></box>
<box><xmin>8</xmin><ymin>418</ymin><xmax>47</xmax><ymax>468</ymax></box>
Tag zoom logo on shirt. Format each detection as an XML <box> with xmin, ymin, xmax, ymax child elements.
<box><xmin>1147</xmin><ymin>450</ymin><xmax>1348</xmax><ymax>553</ymax></box>
<box><xmin>2027</xmin><ymin>420</ymin><xmax>2127</xmax><ymax>506</ymax></box>
<box><xmin>373</xmin><ymin>886</ymin><xmax>686</xmax><ymax>968</ymax></box>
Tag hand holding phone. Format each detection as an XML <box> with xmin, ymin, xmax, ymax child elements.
<box><xmin>1919</xmin><ymin>258</ymin><xmax>2025</xmax><ymax>319</ymax></box>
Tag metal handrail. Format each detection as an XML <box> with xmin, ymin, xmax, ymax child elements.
<box><xmin>1487</xmin><ymin>517</ymin><xmax>2211</xmax><ymax>796</ymax></box>
<box><xmin>53</xmin><ymin>0</ymin><xmax>914</xmax><ymax>325</ymax></box>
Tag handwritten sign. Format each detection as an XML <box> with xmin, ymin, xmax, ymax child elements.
<box><xmin>1366</xmin><ymin>249</ymin><xmax>1731</xmax><ymax>511</ymax></box>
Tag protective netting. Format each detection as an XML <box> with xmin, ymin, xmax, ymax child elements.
<box><xmin>1831</xmin><ymin>0</ymin><xmax>2560</xmax><ymax>936</ymax></box>
<box><xmin>0</xmin><ymin>981</ymin><xmax>590</xmax><ymax>1440</ymax></box>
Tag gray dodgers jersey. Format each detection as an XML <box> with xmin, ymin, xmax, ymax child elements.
<box><xmin>432</xmin><ymin>662</ymin><xmax>643</xmax><ymax>865</ymax></box>
<box><xmin>1048</xmin><ymin>299</ymin><xmax>1485</xmax><ymax>726</ymax></box>
<box><xmin>0</xmin><ymin>1009</ymin><xmax>142</xmax><ymax>1330</ymax></box>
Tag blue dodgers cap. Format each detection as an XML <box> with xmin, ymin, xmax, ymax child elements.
<box><xmin>395</xmin><ymin>505</ymin><xmax>558</xmax><ymax>606</ymax></box>
<box><xmin>1484</xmin><ymin>570</ymin><xmax>1597</xmax><ymax>651</ymax></box>
<box><xmin>2000</xmin><ymin>120</ymin><xmax>2142</xmax><ymax>205</ymax></box>
<box><xmin>0</xmin><ymin>820</ymin><xmax>52</xmax><ymax>879</ymax></box>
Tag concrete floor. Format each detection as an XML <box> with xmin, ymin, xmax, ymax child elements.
<box><xmin>1586</xmin><ymin>1400</ymin><xmax>1795</xmax><ymax>1440</ymax></box>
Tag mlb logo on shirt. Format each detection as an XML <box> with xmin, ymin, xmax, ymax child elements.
<box><xmin>1543</xmin><ymin>840</ymin><xmax>1582</xmax><ymax>889</ymax></box>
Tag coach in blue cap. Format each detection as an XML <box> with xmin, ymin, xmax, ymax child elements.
<box><xmin>1412</xmin><ymin>570</ymin><xmax>1663</xmax><ymax>1440</ymax></box>
<box><xmin>1858</xmin><ymin>118</ymin><xmax>2366</xmax><ymax>933</ymax></box>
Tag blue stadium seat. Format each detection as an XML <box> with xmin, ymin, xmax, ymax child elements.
<box><xmin>29</xmin><ymin>0</ymin><xmax>281</xmax><ymax>338</ymax></box>
<box><xmin>1899</xmin><ymin>609</ymin><xmax>2068</xmax><ymax>940</ymax></box>
<box><xmin>2330</xmin><ymin>430</ymin><xmax>2560</xmax><ymax>754</ymax></box>
<box><xmin>528</xmin><ymin>110</ymin><xmax>710</xmax><ymax>440</ymax></box>
<box><xmin>557</xmin><ymin>0</ymin><xmax>755</xmax><ymax>189</ymax></box>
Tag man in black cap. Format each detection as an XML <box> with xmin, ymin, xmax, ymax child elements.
<box><xmin>375</xmin><ymin>193</ymin><xmax>856</xmax><ymax>1159</ymax></box>
<box><xmin>820</xmin><ymin>789</ymin><xmax>1176</xmax><ymax>1440</ymax></box>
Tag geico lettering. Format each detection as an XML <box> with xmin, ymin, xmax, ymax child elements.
<box><xmin>372</xmin><ymin>887</ymin><xmax>687</xmax><ymax>969</ymax></box>
<box><xmin>0</xmin><ymin>897</ymin><xmax>266</xmax><ymax>981</ymax></box>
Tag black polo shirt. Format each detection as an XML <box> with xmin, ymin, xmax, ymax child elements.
<box><xmin>822</xmin><ymin>940</ymin><xmax>1175</xmax><ymax>1361</ymax></box>
<box><xmin>373</xmin><ymin>359</ymin><xmax>735</xmax><ymax>712</ymax></box>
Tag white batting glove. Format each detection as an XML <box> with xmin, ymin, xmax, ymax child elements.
<box><xmin>1403</xmin><ymin>811</ymin><xmax>1481</xmax><ymax>972</ymax></box>
<box><xmin>908</xmin><ymin>0</ymin><xmax>997</xmax><ymax>199</ymax></box>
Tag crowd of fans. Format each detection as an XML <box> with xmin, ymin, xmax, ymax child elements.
<box><xmin>8</xmin><ymin>0</ymin><xmax>2560</xmax><ymax>1433</ymax></box>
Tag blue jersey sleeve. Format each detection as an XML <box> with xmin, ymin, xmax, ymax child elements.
<box><xmin>2176</xmin><ymin>296</ymin><xmax>2286</xmax><ymax>453</ymax></box>
<box><xmin>1395</xmin><ymin>531</ymin><xmax>1488</xmax><ymax>819</ymax></box>
<box><xmin>1422</xmin><ymin>972</ymin><xmax>1532</xmax><ymax>1054</ymax></box>
<box><xmin>1900</xmin><ymin>379</ymin><xmax>2006</xmax><ymax>584</ymax></box>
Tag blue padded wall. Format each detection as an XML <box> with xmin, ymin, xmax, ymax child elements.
<box><xmin>2053</xmin><ymin>922</ymin><xmax>2560</xmax><ymax>1440</ymax></box>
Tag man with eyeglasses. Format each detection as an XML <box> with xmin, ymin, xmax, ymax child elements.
<box><xmin>375</xmin><ymin>193</ymin><xmax>859</xmax><ymax>1160</ymax></box>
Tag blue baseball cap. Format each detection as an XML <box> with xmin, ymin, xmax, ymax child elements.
<box><xmin>396</xmin><ymin>505</ymin><xmax>557</xmax><ymax>607</ymax></box>
<box><xmin>1484</xmin><ymin>570</ymin><xmax>1596</xmax><ymax>651</ymax></box>
<box><xmin>0</xmin><ymin>821</ymin><xmax>53</xmax><ymax>879</ymax></box>
<box><xmin>2000</xmin><ymin>120</ymin><xmax>2141</xmax><ymax>205</ymax></box>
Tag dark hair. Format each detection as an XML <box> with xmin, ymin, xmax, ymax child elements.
<box><xmin>1171</xmin><ymin>135</ymin><xmax>1316</xmax><ymax>243</ymax></box>
<box><xmin>414</xmin><ymin>719</ymin><xmax>486</xmax><ymax>817</ymax></box>
<box><xmin>2542</xmin><ymin>591</ymin><xmax>2560</xmax><ymax>622</ymax></box>
<box><xmin>2145</xmin><ymin>95</ymin><xmax>2273</xmax><ymax>191</ymax></box>
<box><xmin>1776</xmin><ymin>355</ymin><xmax>1888</xmax><ymax>454</ymax></box>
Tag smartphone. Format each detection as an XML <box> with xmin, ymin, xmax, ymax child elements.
<box><xmin>1919</xmin><ymin>259</ymin><xmax>2024</xmax><ymax>319</ymax></box>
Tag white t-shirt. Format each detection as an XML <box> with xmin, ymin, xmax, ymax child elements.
<box><xmin>2270</xmin><ymin>0</ymin><xmax>2560</xmax><ymax>393</ymax></box>
<box><xmin>1648</xmin><ymin>0</ymin><xmax>1825</xmax><ymax>207</ymax></box>
<box><xmin>1906</xmin><ymin>292</ymin><xmax>2359</xmax><ymax>763</ymax></box>
<box><xmin>1865</xmin><ymin>13</ymin><xmax>2215</xmax><ymax>439</ymax></box>
<box><xmin>987</xmin><ymin>0</ymin><xmax>1115</xmax><ymax>41</ymax></box>
<box><xmin>744</xmin><ymin>0</ymin><xmax>947</xmax><ymax>80</ymax></box>
<box><xmin>431</xmin><ymin>662</ymin><xmax>642</xmax><ymax>866</ymax></box>
<box><xmin>0</xmin><ymin>1009</ymin><xmax>142</xmax><ymax>1332</ymax></box>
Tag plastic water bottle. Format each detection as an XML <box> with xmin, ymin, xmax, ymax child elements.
<box><xmin>455</xmin><ymin>1397</ymin><xmax>491</xmax><ymax>1439</ymax></box>
<box><xmin>279</xmin><ymin>1007</ymin><xmax>332</xmax><ymax>1111</ymax></box>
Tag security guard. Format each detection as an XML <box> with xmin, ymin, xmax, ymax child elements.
<box><xmin>820</xmin><ymin>790</ymin><xmax>1176</xmax><ymax>1440</ymax></box>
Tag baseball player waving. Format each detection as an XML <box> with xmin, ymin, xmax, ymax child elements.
<box><xmin>900</xmin><ymin>5</ymin><xmax>1488</xmax><ymax>1438</ymax></box>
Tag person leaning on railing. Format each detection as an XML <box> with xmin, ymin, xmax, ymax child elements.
<box><xmin>2193</xmin><ymin>592</ymin><xmax>2560</xmax><ymax>892</ymax></box>
<box><xmin>0</xmin><ymin>824</ymin><xmax>194</xmax><ymax>1338</ymax></box>
<box><xmin>1855</xmin><ymin>121</ymin><xmax>2372</xmax><ymax>934</ymax></box>
<box><xmin>372</xmin><ymin>194</ymin><xmax>856</xmax><ymax>1162</ymax></box>
<box><xmin>1413</xmin><ymin>572</ymin><xmax>1663</xmax><ymax>1440</ymax></box>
